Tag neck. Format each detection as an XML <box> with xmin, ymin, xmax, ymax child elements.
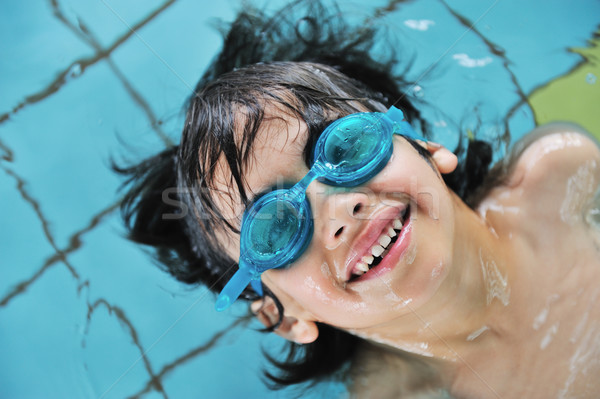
<box><xmin>361</xmin><ymin>194</ymin><xmax>521</xmax><ymax>386</ymax></box>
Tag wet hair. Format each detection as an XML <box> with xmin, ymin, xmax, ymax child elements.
<box><xmin>114</xmin><ymin>0</ymin><xmax>496</xmax><ymax>391</ymax></box>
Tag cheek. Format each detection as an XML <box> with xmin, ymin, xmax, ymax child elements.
<box><xmin>390</xmin><ymin>193</ymin><xmax>455</xmax><ymax>308</ymax></box>
<box><xmin>264</xmin><ymin>259</ymin><xmax>369</xmax><ymax>324</ymax></box>
<box><xmin>289</xmin><ymin>263</ymin><xmax>337</xmax><ymax>305</ymax></box>
<box><xmin>391</xmin><ymin>246</ymin><xmax>452</xmax><ymax>308</ymax></box>
<box><xmin>266</xmin><ymin>260</ymin><xmax>337</xmax><ymax>306</ymax></box>
<box><xmin>368</xmin><ymin>146</ymin><xmax>435</xmax><ymax>202</ymax></box>
<box><xmin>368</xmin><ymin>152</ymin><xmax>456</xmax><ymax>309</ymax></box>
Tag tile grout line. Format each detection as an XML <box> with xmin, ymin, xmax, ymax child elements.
<box><xmin>0</xmin><ymin>165</ymin><xmax>78</xmax><ymax>280</ymax></box>
<box><xmin>49</xmin><ymin>0</ymin><xmax>173</xmax><ymax>147</ymax></box>
<box><xmin>0</xmin><ymin>0</ymin><xmax>176</xmax><ymax>125</ymax></box>
<box><xmin>86</xmin><ymin>298</ymin><xmax>168</xmax><ymax>399</ymax></box>
<box><xmin>126</xmin><ymin>317</ymin><xmax>251</xmax><ymax>399</ymax></box>
<box><xmin>439</xmin><ymin>0</ymin><xmax>528</xmax><ymax>150</ymax></box>
<box><xmin>99</xmin><ymin>0</ymin><xmax>196</xmax><ymax>95</ymax></box>
<box><xmin>0</xmin><ymin>196</ymin><xmax>119</xmax><ymax>308</ymax></box>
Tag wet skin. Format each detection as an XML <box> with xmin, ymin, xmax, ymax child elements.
<box><xmin>214</xmin><ymin>107</ymin><xmax>459</xmax><ymax>333</ymax></box>
<box><xmin>212</xmin><ymin>109</ymin><xmax>600</xmax><ymax>398</ymax></box>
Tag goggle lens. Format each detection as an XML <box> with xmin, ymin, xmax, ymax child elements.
<box><xmin>316</xmin><ymin>113</ymin><xmax>394</xmax><ymax>186</ymax></box>
<box><xmin>248</xmin><ymin>199</ymin><xmax>300</xmax><ymax>259</ymax></box>
<box><xmin>323</xmin><ymin>122</ymin><xmax>379</xmax><ymax>166</ymax></box>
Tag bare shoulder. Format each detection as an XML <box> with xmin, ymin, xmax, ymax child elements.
<box><xmin>506</xmin><ymin>123</ymin><xmax>600</xmax><ymax>205</ymax></box>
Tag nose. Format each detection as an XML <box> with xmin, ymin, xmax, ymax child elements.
<box><xmin>310</xmin><ymin>186</ymin><xmax>370</xmax><ymax>250</ymax></box>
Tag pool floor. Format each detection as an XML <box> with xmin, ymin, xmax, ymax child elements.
<box><xmin>0</xmin><ymin>0</ymin><xmax>598</xmax><ymax>398</ymax></box>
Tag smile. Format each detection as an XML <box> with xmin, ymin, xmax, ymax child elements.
<box><xmin>348</xmin><ymin>205</ymin><xmax>412</xmax><ymax>282</ymax></box>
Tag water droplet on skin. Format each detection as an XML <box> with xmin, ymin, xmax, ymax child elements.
<box><xmin>378</xmin><ymin>168</ymin><xmax>390</xmax><ymax>181</ymax></box>
<box><xmin>479</xmin><ymin>248</ymin><xmax>510</xmax><ymax>306</ymax></box>
<box><xmin>404</xmin><ymin>241</ymin><xmax>417</xmax><ymax>265</ymax></box>
<box><xmin>560</xmin><ymin>160</ymin><xmax>598</xmax><ymax>225</ymax></box>
<box><xmin>467</xmin><ymin>325</ymin><xmax>490</xmax><ymax>341</ymax></box>
<box><xmin>585</xmin><ymin>72</ymin><xmax>597</xmax><ymax>84</ymax></box>
<box><xmin>540</xmin><ymin>322</ymin><xmax>559</xmax><ymax>350</ymax></box>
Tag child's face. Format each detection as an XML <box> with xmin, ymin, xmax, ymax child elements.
<box><xmin>212</xmin><ymin>105</ymin><xmax>457</xmax><ymax>339</ymax></box>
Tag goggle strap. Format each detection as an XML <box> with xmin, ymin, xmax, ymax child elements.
<box><xmin>215</xmin><ymin>264</ymin><xmax>256</xmax><ymax>311</ymax></box>
<box><xmin>385</xmin><ymin>105</ymin><xmax>407</xmax><ymax>123</ymax></box>
<box><xmin>385</xmin><ymin>106</ymin><xmax>426</xmax><ymax>142</ymax></box>
<box><xmin>250</xmin><ymin>279</ymin><xmax>263</xmax><ymax>296</ymax></box>
<box><xmin>397</xmin><ymin>120</ymin><xmax>426</xmax><ymax>141</ymax></box>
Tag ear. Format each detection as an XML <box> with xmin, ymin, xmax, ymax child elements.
<box><xmin>251</xmin><ymin>298</ymin><xmax>319</xmax><ymax>344</ymax></box>
<box><xmin>423</xmin><ymin>141</ymin><xmax>457</xmax><ymax>174</ymax></box>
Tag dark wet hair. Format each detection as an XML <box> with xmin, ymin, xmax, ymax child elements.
<box><xmin>114</xmin><ymin>0</ymin><xmax>495</xmax><ymax>390</ymax></box>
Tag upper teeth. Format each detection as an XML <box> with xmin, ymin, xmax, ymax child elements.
<box><xmin>372</xmin><ymin>216</ymin><xmax>403</xmax><ymax>254</ymax></box>
<box><xmin>350</xmin><ymin>215</ymin><xmax>405</xmax><ymax>279</ymax></box>
<box><xmin>379</xmin><ymin>235</ymin><xmax>392</xmax><ymax>248</ymax></box>
<box><xmin>371</xmin><ymin>244</ymin><xmax>385</xmax><ymax>257</ymax></box>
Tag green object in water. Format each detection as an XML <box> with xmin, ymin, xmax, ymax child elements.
<box><xmin>529</xmin><ymin>30</ymin><xmax>600</xmax><ymax>140</ymax></box>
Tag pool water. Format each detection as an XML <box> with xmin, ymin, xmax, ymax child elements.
<box><xmin>0</xmin><ymin>0</ymin><xmax>598</xmax><ymax>398</ymax></box>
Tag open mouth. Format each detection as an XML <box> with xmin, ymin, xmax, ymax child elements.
<box><xmin>348</xmin><ymin>205</ymin><xmax>411</xmax><ymax>282</ymax></box>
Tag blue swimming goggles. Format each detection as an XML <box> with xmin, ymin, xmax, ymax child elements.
<box><xmin>215</xmin><ymin>106</ymin><xmax>425</xmax><ymax>311</ymax></box>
